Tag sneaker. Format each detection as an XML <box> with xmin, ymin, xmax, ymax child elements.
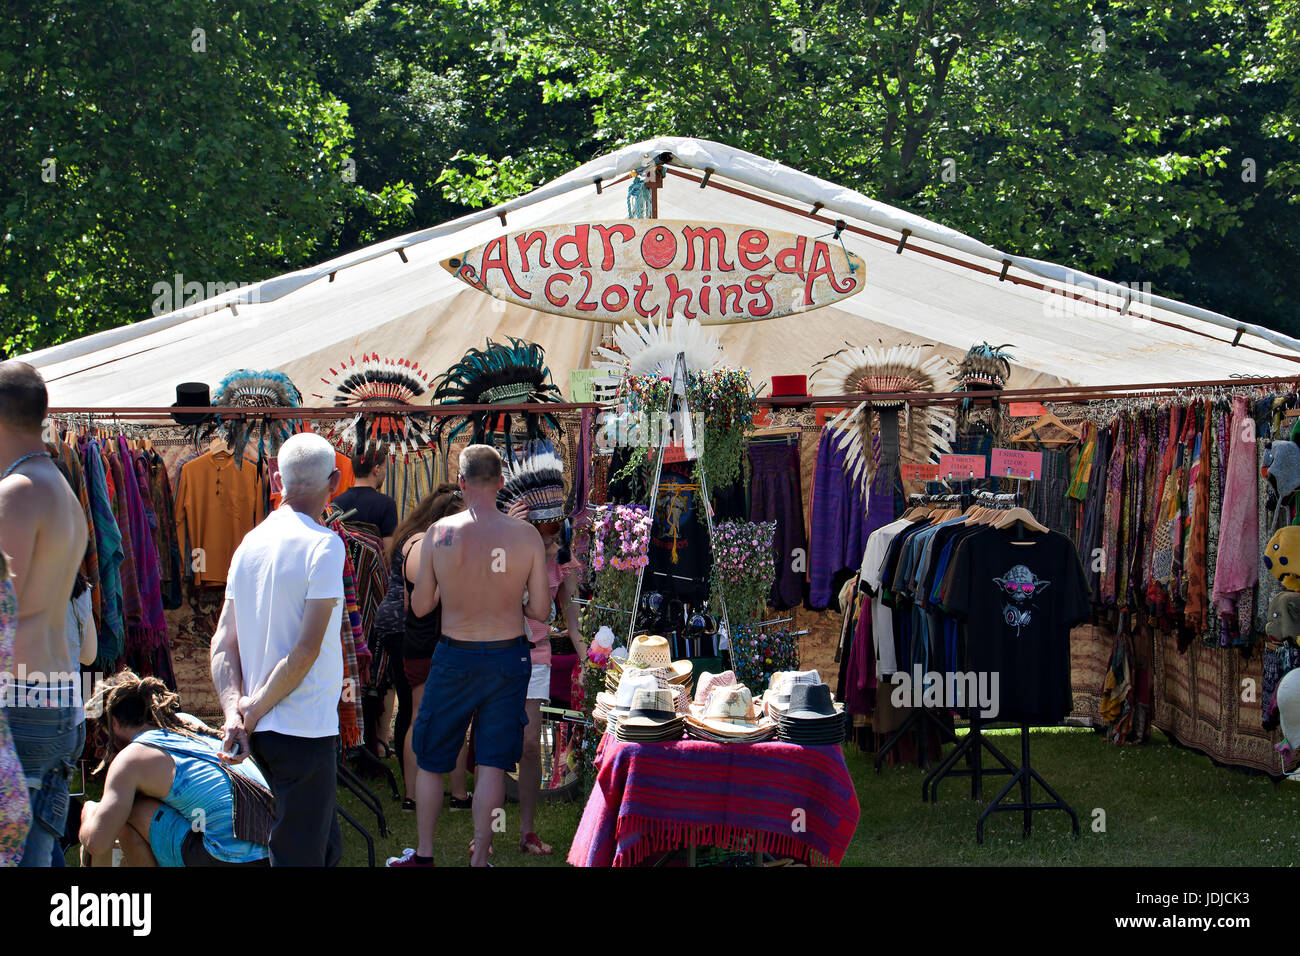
<box><xmin>448</xmin><ymin>794</ymin><xmax>473</xmax><ymax>810</ymax></box>
<box><xmin>385</xmin><ymin>848</ymin><xmax>433</xmax><ymax>868</ymax></box>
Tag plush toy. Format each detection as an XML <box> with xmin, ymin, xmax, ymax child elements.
<box><xmin>1262</xmin><ymin>439</ymin><xmax>1300</xmax><ymax>517</ymax></box>
<box><xmin>1265</xmin><ymin>592</ymin><xmax>1300</xmax><ymax>641</ymax></box>
<box><xmin>1276</xmin><ymin>669</ymin><xmax>1300</xmax><ymax>763</ymax></box>
<box><xmin>1263</xmin><ymin>526</ymin><xmax>1300</xmax><ymax>590</ymax></box>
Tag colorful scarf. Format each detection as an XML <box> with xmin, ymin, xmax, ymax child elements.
<box><xmin>83</xmin><ymin>440</ymin><xmax>125</xmax><ymax>668</ymax></box>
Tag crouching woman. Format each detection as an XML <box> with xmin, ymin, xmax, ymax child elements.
<box><xmin>79</xmin><ymin>671</ymin><xmax>270</xmax><ymax>867</ymax></box>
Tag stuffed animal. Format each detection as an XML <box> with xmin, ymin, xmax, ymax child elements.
<box><xmin>1263</xmin><ymin>526</ymin><xmax>1300</xmax><ymax>591</ymax></box>
<box><xmin>1265</xmin><ymin>592</ymin><xmax>1300</xmax><ymax>641</ymax></box>
<box><xmin>1262</xmin><ymin>440</ymin><xmax>1300</xmax><ymax>517</ymax></box>
<box><xmin>1276</xmin><ymin>669</ymin><xmax>1300</xmax><ymax>763</ymax></box>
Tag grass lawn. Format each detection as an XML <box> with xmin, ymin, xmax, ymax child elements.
<box><xmin>340</xmin><ymin>726</ymin><xmax>1300</xmax><ymax>867</ymax></box>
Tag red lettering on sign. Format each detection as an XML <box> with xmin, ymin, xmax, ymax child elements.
<box><xmin>681</xmin><ymin>226</ymin><xmax>735</xmax><ymax>272</ymax></box>
<box><xmin>479</xmin><ymin>236</ymin><xmax>530</xmax><ymax>299</ymax></box>
<box><xmin>574</xmin><ymin>270</ymin><xmax>600</xmax><ymax>312</ymax></box>
<box><xmin>664</xmin><ymin>273</ymin><xmax>698</xmax><ymax>319</ymax></box>
<box><xmin>737</xmin><ymin>229</ymin><xmax>772</xmax><ymax>270</ymax></box>
<box><xmin>774</xmin><ymin>235</ymin><xmax>807</xmax><ymax>279</ymax></box>
<box><xmin>601</xmin><ymin>284</ymin><xmax>630</xmax><ymax>311</ymax></box>
<box><xmin>515</xmin><ymin>231</ymin><xmax>550</xmax><ymax>272</ymax></box>
<box><xmin>553</xmin><ymin>224</ymin><xmax>592</xmax><ymax>270</ymax></box>
<box><xmin>804</xmin><ymin>241</ymin><xmax>856</xmax><ymax>304</ymax></box>
<box><xmin>699</xmin><ymin>277</ymin><xmax>711</xmax><ymax>315</ymax></box>
<box><xmin>716</xmin><ymin>283</ymin><xmax>744</xmax><ymax>315</ymax></box>
<box><xmin>544</xmin><ymin>272</ymin><xmax>572</xmax><ymax>308</ymax></box>
<box><xmin>592</xmin><ymin>223</ymin><xmax>636</xmax><ymax>271</ymax></box>
<box><xmin>632</xmin><ymin>272</ymin><xmax>659</xmax><ymax>319</ymax></box>
<box><xmin>744</xmin><ymin>275</ymin><xmax>774</xmax><ymax>317</ymax></box>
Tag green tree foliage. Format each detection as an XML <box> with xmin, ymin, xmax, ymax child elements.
<box><xmin>3</xmin><ymin>0</ymin><xmax>1298</xmax><ymax>354</ymax></box>
<box><xmin>0</xmin><ymin>0</ymin><xmax>413</xmax><ymax>355</ymax></box>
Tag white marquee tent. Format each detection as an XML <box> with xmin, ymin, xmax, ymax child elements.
<box><xmin>20</xmin><ymin>137</ymin><xmax>1300</xmax><ymax>407</ymax></box>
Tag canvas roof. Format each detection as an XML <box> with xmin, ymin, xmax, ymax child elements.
<box><xmin>20</xmin><ymin>136</ymin><xmax>1300</xmax><ymax>408</ymax></box>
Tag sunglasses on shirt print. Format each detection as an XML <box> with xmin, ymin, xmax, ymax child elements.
<box><xmin>1002</xmin><ymin>582</ymin><xmax>1037</xmax><ymax>597</ymax></box>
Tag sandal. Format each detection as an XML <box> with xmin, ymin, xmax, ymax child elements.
<box><xmin>401</xmin><ymin>798</ymin><xmax>416</xmax><ymax>812</ymax></box>
<box><xmin>467</xmin><ymin>840</ymin><xmax>495</xmax><ymax>858</ymax></box>
<box><xmin>519</xmin><ymin>832</ymin><xmax>553</xmax><ymax>855</ymax></box>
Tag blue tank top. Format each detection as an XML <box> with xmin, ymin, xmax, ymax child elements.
<box><xmin>136</xmin><ymin>728</ymin><xmax>269</xmax><ymax>864</ymax></box>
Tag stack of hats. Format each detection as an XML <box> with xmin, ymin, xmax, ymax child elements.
<box><xmin>685</xmin><ymin>684</ymin><xmax>777</xmax><ymax>743</ymax></box>
<box><xmin>612</xmin><ymin>688</ymin><xmax>685</xmax><ymax>743</ymax></box>
<box><xmin>594</xmin><ymin>672</ymin><xmax>661</xmax><ymax>728</ymax></box>
<box><xmin>774</xmin><ymin>683</ymin><xmax>846</xmax><ymax>746</ymax></box>
<box><xmin>693</xmin><ymin>670</ymin><xmax>739</xmax><ymax>710</ymax></box>
<box><xmin>758</xmin><ymin>670</ymin><xmax>824</xmax><ymax>717</ymax></box>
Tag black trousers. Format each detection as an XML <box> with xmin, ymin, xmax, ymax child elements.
<box><xmin>249</xmin><ymin>730</ymin><xmax>343</xmax><ymax>867</ymax></box>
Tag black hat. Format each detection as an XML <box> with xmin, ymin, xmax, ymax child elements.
<box><xmin>171</xmin><ymin>382</ymin><xmax>212</xmax><ymax>425</ymax></box>
<box><xmin>784</xmin><ymin>683</ymin><xmax>843</xmax><ymax>721</ymax></box>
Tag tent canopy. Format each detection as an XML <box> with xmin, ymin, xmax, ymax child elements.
<box><xmin>21</xmin><ymin>137</ymin><xmax>1300</xmax><ymax>407</ymax></box>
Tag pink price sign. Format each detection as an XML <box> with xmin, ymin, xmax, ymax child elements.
<box><xmin>900</xmin><ymin>462</ymin><xmax>940</xmax><ymax>482</ymax></box>
<box><xmin>991</xmin><ymin>448</ymin><xmax>1043</xmax><ymax>480</ymax></box>
<box><xmin>937</xmin><ymin>454</ymin><xmax>987</xmax><ymax>480</ymax></box>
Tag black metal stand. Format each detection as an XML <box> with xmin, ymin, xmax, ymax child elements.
<box><xmin>337</xmin><ymin>803</ymin><xmax>376</xmax><ymax>867</ymax></box>
<box><xmin>975</xmin><ymin>723</ymin><xmax>1079</xmax><ymax>844</ymax></box>
<box><xmin>922</xmin><ymin>714</ymin><xmax>1017</xmax><ymax>803</ymax></box>
<box><xmin>337</xmin><ymin>761</ymin><xmax>390</xmax><ymax>838</ymax></box>
<box><xmin>348</xmin><ymin>744</ymin><xmax>401</xmax><ymax>800</ymax></box>
<box><xmin>874</xmin><ymin>706</ymin><xmax>959</xmax><ymax>772</ymax></box>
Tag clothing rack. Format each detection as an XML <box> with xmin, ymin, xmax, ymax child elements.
<box><xmin>976</xmin><ymin>724</ymin><xmax>1080</xmax><ymax>843</ymax></box>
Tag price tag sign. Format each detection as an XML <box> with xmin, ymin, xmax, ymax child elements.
<box><xmin>662</xmin><ymin>440</ymin><xmax>699</xmax><ymax>463</ymax></box>
<box><xmin>900</xmin><ymin>462</ymin><xmax>940</xmax><ymax>482</ymax></box>
<box><xmin>937</xmin><ymin>454</ymin><xmax>987</xmax><ymax>480</ymax></box>
<box><xmin>991</xmin><ymin>447</ymin><xmax>1043</xmax><ymax>480</ymax></box>
<box><xmin>1008</xmin><ymin>402</ymin><xmax>1047</xmax><ymax>417</ymax></box>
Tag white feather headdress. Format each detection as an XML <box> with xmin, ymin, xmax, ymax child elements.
<box><xmin>813</xmin><ymin>344</ymin><xmax>954</xmax><ymax>492</ymax></box>
<box><xmin>593</xmin><ymin>316</ymin><xmax>723</xmax><ymax>380</ymax></box>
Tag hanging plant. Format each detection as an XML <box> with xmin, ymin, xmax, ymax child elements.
<box><xmin>709</xmin><ymin>519</ymin><xmax>778</xmax><ymax>628</ymax></box>
<box><xmin>619</xmin><ymin>367</ymin><xmax>757</xmax><ymax>496</ymax></box>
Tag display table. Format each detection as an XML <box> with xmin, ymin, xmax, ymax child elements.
<box><xmin>567</xmin><ymin>735</ymin><xmax>860</xmax><ymax>867</ymax></box>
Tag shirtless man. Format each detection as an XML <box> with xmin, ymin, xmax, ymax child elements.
<box><xmin>0</xmin><ymin>361</ymin><xmax>90</xmax><ymax>866</ymax></box>
<box><xmin>389</xmin><ymin>444</ymin><xmax>549</xmax><ymax>868</ymax></box>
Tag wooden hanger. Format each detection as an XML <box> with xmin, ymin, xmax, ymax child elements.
<box><xmin>993</xmin><ymin>506</ymin><xmax>1049</xmax><ymax>533</ymax></box>
<box><xmin>1010</xmin><ymin>412</ymin><xmax>1081</xmax><ymax>445</ymax></box>
<box><xmin>208</xmin><ymin>434</ymin><xmax>230</xmax><ymax>456</ymax></box>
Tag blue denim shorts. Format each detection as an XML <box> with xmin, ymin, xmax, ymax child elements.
<box><xmin>411</xmin><ymin>638</ymin><xmax>531</xmax><ymax>773</ymax></box>
<box><xmin>2</xmin><ymin>702</ymin><xmax>84</xmax><ymax>865</ymax></box>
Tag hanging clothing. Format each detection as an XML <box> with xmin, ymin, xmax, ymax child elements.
<box><xmin>808</xmin><ymin>430</ymin><xmax>868</xmax><ymax>609</ymax></box>
<box><xmin>176</xmin><ymin>451</ymin><xmax>265</xmax><ymax>586</ymax></box>
<box><xmin>84</xmin><ymin>440</ymin><xmax>125</xmax><ymax>667</ymax></box>
<box><xmin>748</xmin><ymin>440</ymin><xmax>807</xmax><ymax>609</ymax></box>
<box><xmin>1211</xmin><ymin>397</ymin><xmax>1260</xmax><ymax>637</ymax></box>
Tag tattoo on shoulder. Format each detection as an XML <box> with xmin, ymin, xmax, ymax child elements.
<box><xmin>434</xmin><ymin>526</ymin><xmax>456</xmax><ymax>547</ymax></box>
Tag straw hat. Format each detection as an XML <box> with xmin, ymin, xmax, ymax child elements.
<box><xmin>614</xmin><ymin>688</ymin><xmax>685</xmax><ymax>742</ymax></box>
<box><xmin>686</xmin><ymin>685</ymin><xmax>777</xmax><ymax>739</ymax></box>
<box><xmin>610</xmin><ymin>635</ymin><xmax>692</xmax><ymax>683</ymax></box>
<box><xmin>594</xmin><ymin>672</ymin><xmax>660</xmax><ymax>724</ymax></box>
<box><xmin>760</xmin><ymin>669</ymin><xmax>823</xmax><ymax>715</ymax></box>
<box><xmin>693</xmin><ymin>670</ymin><xmax>738</xmax><ymax>708</ymax></box>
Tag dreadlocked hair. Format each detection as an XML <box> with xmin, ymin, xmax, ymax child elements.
<box><xmin>89</xmin><ymin>669</ymin><xmax>217</xmax><ymax>773</ymax></box>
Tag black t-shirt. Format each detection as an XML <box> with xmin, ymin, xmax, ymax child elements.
<box><xmin>333</xmin><ymin>486</ymin><xmax>398</xmax><ymax>537</ymax></box>
<box><xmin>941</xmin><ymin>528</ymin><xmax>1090</xmax><ymax>724</ymax></box>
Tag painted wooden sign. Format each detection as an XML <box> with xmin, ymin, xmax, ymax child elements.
<box><xmin>441</xmin><ymin>220</ymin><xmax>865</xmax><ymax>324</ymax></box>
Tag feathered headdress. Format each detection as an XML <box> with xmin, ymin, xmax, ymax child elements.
<box><xmin>313</xmin><ymin>352</ymin><xmax>432</xmax><ymax>456</ymax></box>
<box><xmin>954</xmin><ymin>342</ymin><xmax>1015</xmax><ymax>392</ymax></box>
<box><xmin>812</xmin><ymin>344</ymin><xmax>954</xmax><ymax>492</ymax></box>
<box><xmin>593</xmin><ymin>316</ymin><xmax>722</xmax><ymax>380</ymax></box>
<box><xmin>213</xmin><ymin>369</ymin><xmax>303</xmax><ymax>467</ymax></box>
<box><xmin>429</xmin><ymin>337</ymin><xmax>563</xmax><ymax>460</ymax></box>
<box><xmin>498</xmin><ymin>449</ymin><xmax>567</xmax><ymax>523</ymax></box>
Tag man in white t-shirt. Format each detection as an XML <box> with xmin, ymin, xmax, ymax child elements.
<box><xmin>210</xmin><ymin>432</ymin><xmax>346</xmax><ymax>867</ymax></box>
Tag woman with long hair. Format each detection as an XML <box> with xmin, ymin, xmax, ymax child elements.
<box><xmin>376</xmin><ymin>483</ymin><xmax>470</xmax><ymax>809</ymax></box>
<box><xmin>78</xmin><ymin>670</ymin><xmax>270</xmax><ymax>867</ymax></box>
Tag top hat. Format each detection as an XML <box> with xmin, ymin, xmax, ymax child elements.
<box><xmin>171</xmin><ymin>382</ymin><xmax>213</xmax><ymax>425</ymax></box>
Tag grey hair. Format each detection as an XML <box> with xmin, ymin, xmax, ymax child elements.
<box><xmin>278</xmin><ymin>433</ymin><xmax>336</xmax><ymax>494</ymax></box>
